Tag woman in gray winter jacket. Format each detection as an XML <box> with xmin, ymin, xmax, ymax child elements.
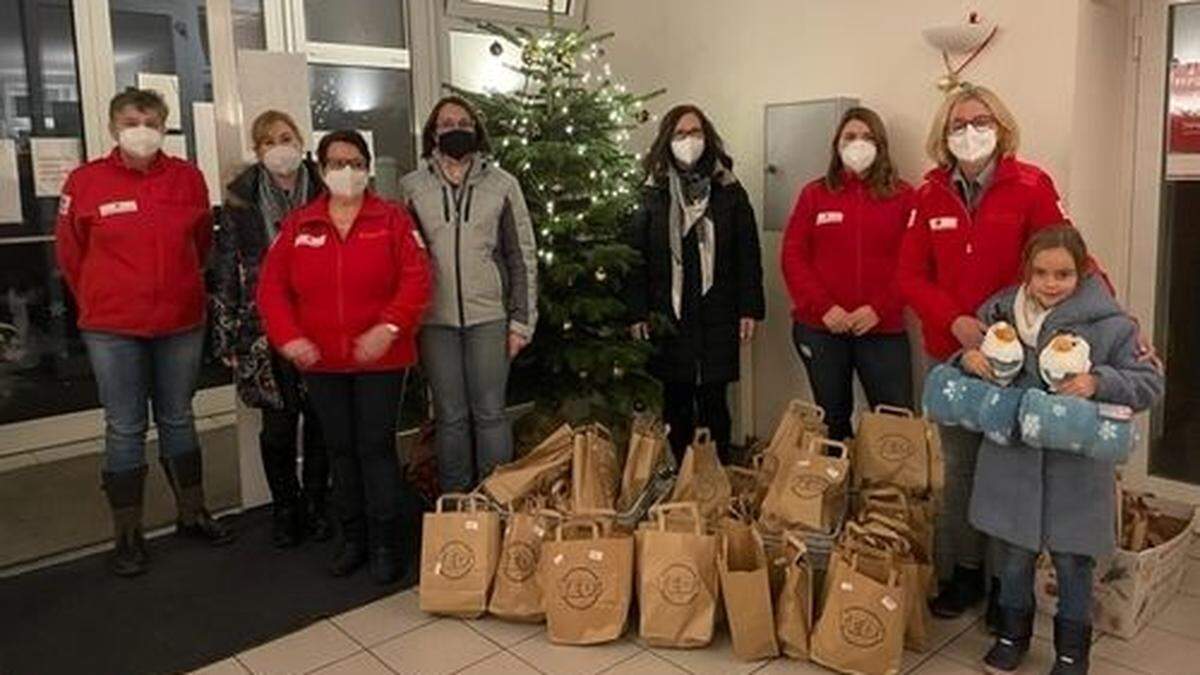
<box><xmin>399</xmin><ymin>96</ymin><xmax>537</xmax><ymax>493</ymax></box>
<box><xmin>958</xmin><ymin>225</ymin><xmax>1163</xmax><ymax>675</ymax></box>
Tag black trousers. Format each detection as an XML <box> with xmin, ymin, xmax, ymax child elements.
<box><xmin>792</xmin><ymin>323</ymin><xmax>914</xmax><ymax>441</ymax></box>
<box><xmin>304</xmin><ymin>371</ymin><xmax>406</xmax><ymax>536</ymax></box>
<box><xmin>663</xmin><ymin>381</ymin><xmax>732</xmax><ymax>464</ymax></box>
<box><xmin>259</xmin><ymin>401</ymin><xmax>328</xmax><ymax>506</ymax></box>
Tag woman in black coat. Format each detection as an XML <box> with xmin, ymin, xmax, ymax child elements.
<box><xmin>627</xmin><ymin>104</ymin><xmax>766</xmax><ymax>463</ymax></box>
<box><xmin>210</xmin><ymin>110</ymin><xmax>329</xmax><ymax>547</ymax></box>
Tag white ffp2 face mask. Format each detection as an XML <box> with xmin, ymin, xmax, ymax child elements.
<box><xmin>323</xmin><ymin>166</ymin><xmax>369</xmax><ymax>198</ymax></box>
<box><xmin>839</xmin><ymin>139</ymin><xmax>877</xmax><ymax>174</ymax></box>
<box><xmin>947</xmin><ymin>124</ymin><xmax>998</xmax><ymax>164</ymax></box>
<box><xmin>117</xmin><ymin>125</ymin><xmax>164</xmax><ymax>159</ymax></box>
<box><xmin>671</xmin><ymin>136</ymin><xmax>705</xmax><ymax>167</ymax></box>
<box><xmin>262</xmin><ymin>144</ymin><xmax>303</xmax><ymax>176</ymax></box>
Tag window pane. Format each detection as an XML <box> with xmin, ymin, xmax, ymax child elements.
<box><xmin>309</xmin><ymin>64</ymin><xmax>415</xmax><ymax>199</ymax></box>
<box><xmin>232</xmin><ymin>0</ymin><xmax>266</xmax><ymax>50</ymax></box>
<box><xmin>449</xmin><ymin>30</ymin><xmax>525</xmax><ymax>94</ymax></box>
<box><xmin>460</xmin><ymin>0</ymin><xmax>569</xmax><ymax>12</ymax></box>
<box><xmin>304</xmin><ymin>0</ymin><xmax>406</xmax><ymax>49</ymax></box>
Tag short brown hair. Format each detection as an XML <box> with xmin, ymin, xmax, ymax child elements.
<box><xmin>1022</xmin><ymin>224</ymin><xmax>1090</xmax><ymax>281</ymax></box>
<box><xmin>826</xmin><ymin>106</ymin><xmax>900</xmax><ymax>199</ymax></box>
<box><xmin>316</xmin><ymin>129</ymin><xmax>371</xmax><ymax>169</ymax></box>
<box><xmin>251</xmin><ymin>110</ymin><xmax>303</xmax><ymax>150</ymax></box>
<box><xmin>925</xmin><ymin>83</ymin><xmax>1021</xmax><ymax>167</ymax></box>
<box><xmin>108</xmin><ymin>87</ymin><xmax>169</xmax><ymax>125</ymax></box>
<box><xmin>642</xmin><ymin>103</ymin><xmax>732</xmax><ymax>185</ymax></box>
<box><xmin>420</xmin><ymin>95</ymin><xmax>491</xmax><ymax>159</ymax></box>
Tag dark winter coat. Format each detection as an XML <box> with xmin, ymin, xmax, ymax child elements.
<box><xmin>968</xmin><ymin>275</ymin><xmax>1164</xmax><ymax>557</ymax></box>
<box><xmin>210</xmin><ymin>160</ymin><xmax>323</xmax><ymax>409</ymax></box>
<box><xmin>625</xmin><ymin>168</ymin><xmax>766</xmax><ymax>385</ymax></box>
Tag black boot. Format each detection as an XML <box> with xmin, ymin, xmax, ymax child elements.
<box><xmin>102</xmin><ymin>467</ymin><xmax>150</xmax><ymax>577</ymax></box>
<box><xmin>982</xmin><ymin>606</ymin><xmax>1033</xmax><ymax>673</ymax></box>
<box><xmin>930</xmin><ymin>565</ymin><xmax>985</xmax><ymax>618</ymax></box>
<box><xmin>1050</xmin><ymin>618</ymin><xmax>1092</xmax><ymax>674</ymax></box>
<box><xmin>303</xmin><ymin>490</ymin><xmax>333</xmax><ymax>542</ymax></box>
<box><xmin>329</xmin><ymin>519</ymin><xmax>368</xmax><ymax>577</ymax></box>
<box><xmin>161</xmin><ymin>452</ymin><xmax>235</xmax><ymax>545</ymax></box>
<box><xmin>368</xmin><ymin>518</ymin><xmax>399</xmax><ymax>585</ymax></box>
<box><xmin>271</xmin><ymin>501</ymin><xmax>302</xmax><ymax>548</ymax></box>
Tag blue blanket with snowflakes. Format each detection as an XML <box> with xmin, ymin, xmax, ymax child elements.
<box><xmin>922</xmin><ymin>363</ymin><xmax>1025</xmax><ymax>445</ymax></box>
<box><xmin>1016</xmin><ymin>388</ymin><xmax>1135</xmax><ymax>464</ymax></box>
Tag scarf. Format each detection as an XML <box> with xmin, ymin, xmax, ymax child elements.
<box><xmin>1014</xmin><ymin>284</ymin><xmax>1052</xmax><ymax>348</ymax></box>
<box><xmin>256</xmin><ymin>162</ymin><xmax>310</xmax><ymax>240</ymax></box>
<box><xmin>667</xmin><ymin>166</ymin><xmax>715</xmax><ymax>320</ymax></box>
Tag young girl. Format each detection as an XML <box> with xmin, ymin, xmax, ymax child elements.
<box><xmin>960</xmin><ymin>225</ymin><xmax>1163</xmax><ymax>675</ymax></box>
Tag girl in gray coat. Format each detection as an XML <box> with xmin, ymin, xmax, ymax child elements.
<box><xmin>400</xmin><ymin>96</ymin><xmax>537</xmax><ymax>493</ymax></box>
<box><xmin>958</xmin><ymin>226</ymin><xmax>1163</xmax><ymax>675</ymax></box>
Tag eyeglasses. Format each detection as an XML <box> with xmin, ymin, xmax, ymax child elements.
<box><xmin>325</xmin><ymin>158</ymin><xmax>367</xmax><ymax>171</ymax></box>
<box><xmin>437</xmin><ymin>120</ymin><xmax>476</xmax><ymax>133</ymax></box>
<box><xmin>948</xmin><ymin>115</ymin><xmax>998</xmax><ymax>133</ymax></box>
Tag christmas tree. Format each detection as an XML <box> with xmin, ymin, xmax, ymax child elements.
<box><xmin>451</xmin><ymin>19</ymin><xmax>665</xmax><ymax>428</ymax></box>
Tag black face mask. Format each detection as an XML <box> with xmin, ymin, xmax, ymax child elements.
<box><xmin>437</xmin><ymin>129</ymin><xmax>478</xmax><ymax>160</ymax></box>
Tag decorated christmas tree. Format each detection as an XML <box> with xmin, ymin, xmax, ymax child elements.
<box><xmin>451</xmin><ymin>19</ymin><xmax>664</xmax><ymax>428</ymax></box>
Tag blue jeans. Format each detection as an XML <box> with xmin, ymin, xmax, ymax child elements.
<box><xmin>82</xmin><ymin>327</ymin><xmax>205</xmax><ymax>473</ymax></box>
<box><xmin>420</xmin><ymin>320</ymin><xmax>512</xmax><ymax>493</ymax></box>
<box><xmin>996</xmin><ymin>539</ymin><xmax>1094</xmax><ymax>623</ymax></box>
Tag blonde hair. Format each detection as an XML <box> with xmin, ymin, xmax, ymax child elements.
<box><xmin>250</xmin><ymin>110</ymin><xmax>302</xmax><ymax>150</ymax></box>
<box><xmin>924</xmin><ymin>84</ymin><xmax>1021</xmax><ymax>167</ymax></box>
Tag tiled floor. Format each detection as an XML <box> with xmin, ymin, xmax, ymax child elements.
<box><xmin>191</xmin><ymin>545</ymin><xmax>1200</xmax><ymax>675</ymax></box>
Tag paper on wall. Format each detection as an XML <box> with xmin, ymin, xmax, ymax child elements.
<box><xmin>30</xmin><ymin>137</ymin><xmax>82</xmax><ymax>197</ymax></box>
<box><xmin>163</xmin><ymin>134</ymin><xmax>188</xmax><ymax>160</ymax></box>
<box><xmin>0</xmin><ymin>139</ymin><xmax>21</xmax><ymax>224</ymax></box>
<box><xmin>193</xmin><ymin>102</ymin><xmax>221</xmax><ymax>206</ymax></box>
<box><xmin>136</xmin><ymin>72</ymin><xmax>182</xmax><ymax>131</ymax></box>
<box><xmin>312</xmin><ymin>129</ymin><xmax>376</xmax><ymax>177</ymax></box>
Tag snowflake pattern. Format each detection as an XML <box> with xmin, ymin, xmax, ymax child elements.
<box><xmin>1099</xmin><ymin>421</ymin><xmax>1119</xmax><ymax>442</ymax></box>
<box><xmin>987</xmin><ymin>431</ymin><xmax>1009</xmax><ymax>445</ymax></box>
<box><xmin>942</xmin><ymin>380</ymin><xmax>963</xmax><ymax>403</ymax></box>
<box><xmin>990</xmin><ymin>392</ymin><xmax>1001</xmax><ymax>406</ymax></box>
<box><xmin>1022</xmin><ymin>413</ymin><xmax>1042</xmax><ymax>441</ymax></box>
<box><xmin>1052</xmin><ymin>404</ymin><xmax>1068</xmax><ymax>418</ymax></box>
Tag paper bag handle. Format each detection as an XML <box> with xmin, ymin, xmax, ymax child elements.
<box><xmin>555</xmin><ymin>518</ymin><xmax>603</xmax><ymax>541</ymax></box>
<box><xmin>789</xmin><ymin>399</ymin><xmax>826</xmax><ymax>422</ymax></box>
<box><xmin>693</xmin><ymin>427</ymin><xmax>712</xmax><ymax>446</ymax></box>
<box><xmin>809</xmin><ymin>437</ymin><xmax>849</xmax><ymax>461</ymax></box>
<box><xmin>862</xmin><ymin>511</ymin><xmax>915</xmax><ymax>538</ymax></box>
<box><xmin>860</xmin><ymin>485</ymin><xmax>910</xmax><ymax>509</ymax></box>
<box><xmin>874</xmin><ymin>404</ymin><xmax>915</xmax><ymax>418</ymax></box>
<box><xmin>437</xmin><ymin>492</ymin><xmax>489</xmax><ymax>513</ymax></box>
<box><xmin>783</xmin><ymin>531</ymin><xmax>808</xmax><ymax>565</ymax></box>
<box><xmin>651</xmin><ymin>502</ymin><xmax>704</xmax><ymax>535</ymax></box>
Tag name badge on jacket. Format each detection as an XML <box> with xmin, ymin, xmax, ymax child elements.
<box><xmin>815</xmin><ymin>211</ymin><xmax>844</xmax><ymax>226</ymax></box>
<box><xmin>98</xmin><ymin>200</ymin><xmax>138</xmax><ymax>217</ymax></box>
<box><xmin>929</xmin><ymin>217</ymin><xmax>958</xmax><ymax>231</ymax></box>
<box><xmin>294</xmin><ymin>233</ymin><xmax>327</xmax><ymax>248</ymax></box>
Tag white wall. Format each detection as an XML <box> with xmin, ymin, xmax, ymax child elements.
<box><xmin>586</xmin><ymin>0</ymin><xmax>1133</xmax><ymax>437</ymax></box>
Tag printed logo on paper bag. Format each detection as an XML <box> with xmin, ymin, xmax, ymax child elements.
<box><xmin>437</xmin><ymin>541</ymin><xmax>475</xmax><ymax>580</ymax></box>
<box><xmin>790</xmin><ymin>473</ymin><xmax>831</xmax><ymax>498</ymax></box>
<box><xmin>501</xmin><ymin>541</ymin><xmax>539</xmax><ymax>583</ymax></box>
<box><xmin>560</xmin><ymin>567</ymin><xmax>603</xmax><ymax>610</ymax></box>
<box><xmin>658</xmin><ymin>563</ymin><xmax>701</xmax><ymax>606</ymax></box>
<box><xmin>877</xmin><ymin>434</ymin><xmax>915</xmax><ymax>462</ymax></box>
<box><xmin>695</xmin><ymin>473</ymin><xmax>719</xmax><ymax>501</ymax></box>
<box><xmin>841</xmin><ymin>606</ymin><xmax>886</xmax><ymax>648</ymax></box>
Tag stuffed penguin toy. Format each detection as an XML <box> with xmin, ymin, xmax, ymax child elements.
<box><xmin>1039</xmin><ymin>332</ymin><xmax>1092</xmax><ymax>392</ymax></box>
<box><xmin>980</xmin><ymin>321</ymin><xmax>1024</xmax><ymax>386</ymax></box>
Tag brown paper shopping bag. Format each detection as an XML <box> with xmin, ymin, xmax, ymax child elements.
<box><xmin>636</xmin><ymin>502</ymin><xmax>720</xmax><ymax>648</ymax></box>
<box><xmin>858</xmin><ymin>487</ymin><xmax>937</xmax><ymax>599</ymax></box>
<box><xmin>811</xmin><ymin>551</ymin><xmax>906</xmax><ymax>675</ymax></box>
<box><xmin>671</xmin><ymin>429</ymin><xmax>733</xmax><ymax>525</ymax></box>
<box><xmin>767</xmin><ymin>400</ymin><xmax>829</xmax><ymax>462</ymax></box>
<box><xmin>718</xmin><ymin>519</ymin><xmax>780</xmax><ymax>660</ymax></box>
<box><xmin>481</xmin><ymin>424</ymin><xmax>574</xmax><ymax>505</ymax></box>
<box><xmin>419</xmin><ymin>494</ymin><xmax>502</xmax><ymax>618</ymax></box>
<box><xmin>845</xmin><ymin>518</ymin><xmax>933</xmax><ymax>653</ymax></box>
<box><xmin>541</xmin><ymin>518</ymin><xmax>635</xmax><ymax>645</ymax></box>
<box><xmin>488</xmin><ymin>508</ymin><xmax>563</xmax><ymax>622</ymax></box>
<box><xmin>775</xmin><ymin>533</ymin><xmax>814</xmax><ymax>660</ymax></box>
<box><xmin>618</xmin><ymin>415</ymin><xmax>671</xmax><ymax>512</ymax></box>
<box><xmin>855</xmin><ymin>406</ymin><xmax>944</xmax><ymax>497</ymax></box>
<box><xmin>572</xmin><ymin>424</ymin><xmax>621</xmax><ymax>513</ymax></box>
<box><xmin>761</xmin><ymin>438</ymin><xmax>850</xmax><ymax>533</ymax></box>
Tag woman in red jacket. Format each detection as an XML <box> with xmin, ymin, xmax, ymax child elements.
<box><xmin>56</xmin><ymin>88</ymin><xmax>232</xmax><ymax>578</ymax></box>
<box><xmin>781</xmin><ymin>107</ymin><xmax>914</xmax><ymax>440</ymax></box>
<box><xmin>258</xmin><ymin>130</ymin><xmax>431</xmax><ymax>584</ymax></box>
<box><xmin>898</xmin><ymin>84</ymin><xmax>1070</xmax><ymax>621</ymax></box>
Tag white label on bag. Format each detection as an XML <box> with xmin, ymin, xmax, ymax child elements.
<box><xmin>534</xmin><ymin>526</ymin><xmax>546</xmax><ymax>537</ymax></box>
<box><xmin>882</xmin><ymin>596</ymin><xmax>899</xmax><ymax>612</ymax></box>
<box><xmin>434</xmin><ymin>562</ymin><xmax>443</xmax><ymax>575</ymax></box>
<box><xmin>840</xmin><ymin>582</ymin><xmax>854</xmax><ymax>592</ymax></box>
<box><xmin>797</xmin><ymin>459</ymin><xmax>812</xmax><ymax>468</ymax></box>
<box><xmin>815</xmin><ymin>210</ymin><xmax>844</xmax><ymax>225</ymax></box>
<box><xmin>826</xmin><ymin>467</ymin><xmax>841</xmax><ymax>479</ymax></box>
<box><xmin>589</xmin><ymin>550</ymin><xmax>604</xmax><ymax>562</ymax></box>
<box><xmin>553</xmin><ymin>554</ymin><xmax>564</xmax><ymax>565</ymax></box>
<box><xmin>464</xmin><ymin>520</ymin><xmax>479</xmax><ymax>531</ymax></box>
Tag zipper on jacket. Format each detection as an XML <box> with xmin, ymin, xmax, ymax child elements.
<box><xmin>335</xmin><ymin>231</ymin><xmax>347</xmax><ymax>362</ymax></box>
<box><xmin>855</xmin><ymin>186</ymin><xmax>864</xmax><ymax>316</ymax></box>
<box><xmin>463</xmin><ymin>185</ymin><xmax>475</xmax><ymax>223</ymax></box>
<box><xmin>449</xmin><ymin>183</ymin><xmax>469</xmax><ymax>328</ymax></box>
